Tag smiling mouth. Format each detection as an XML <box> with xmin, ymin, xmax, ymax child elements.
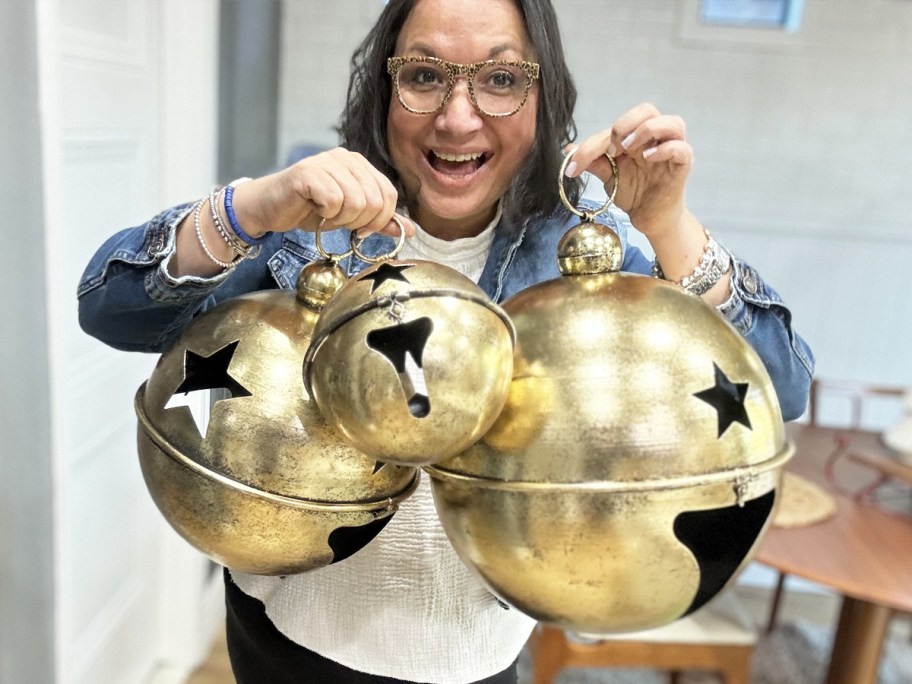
<box><xmin>427</xmin><ymin>150</ymin><xmax>488</xmax><ymax>177</ymax></box>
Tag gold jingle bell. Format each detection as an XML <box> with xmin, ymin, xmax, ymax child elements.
<box><xmin>303</xmin><ymin>218</ymin><xmax>515</xmax><ymax>467</ymax></box>
<box><xmin>135</xmin><ymin>252</ymin><xmax>418</xmax><ymax>576</ymax></box>
<box><xmin>427</xmin><ymin>156</ymin><xmax>793</xmax><ymax>634</ymax></box>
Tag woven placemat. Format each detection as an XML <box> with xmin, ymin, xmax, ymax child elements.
<box><xmin>773</xmin><ymin>472</ymin><xmax>837</xmax><ymax>528</ymax></box>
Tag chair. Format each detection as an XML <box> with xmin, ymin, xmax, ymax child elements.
<box><xmin>764</xmin><ymin>377</ymin><xmax>907</xmax><ymax>633</ymax></box>
<box><xmin>527</xmin><ymin>591</ymin><xmax>756</xmax><ymax>684</ymax></box>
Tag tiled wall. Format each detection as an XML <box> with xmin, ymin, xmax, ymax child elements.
<box><xmin>278</xmin><ymin>0</ymin><xmax>912</xmax><ymax>407</ymax></box>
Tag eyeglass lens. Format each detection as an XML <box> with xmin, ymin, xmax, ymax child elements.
<box><xmin>396</xmin><ymin>62</ymin><xmax>530</xmax><ymax>115</ymax></box>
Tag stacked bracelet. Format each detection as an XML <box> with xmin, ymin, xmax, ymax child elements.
<box><xmin>193</xmin><ymin>198</ymin><xmax>239</xmax><ymax>270</ymax></box>
<box><xmin>209</xmin><ymin>187</ymin><xmax>261</xmax><ymax>260</ymax></box>
<box><xmin>189</xmin><ymin>180</ymin><xmax>270</xmax><ymax>270</ymax></box>
<box><xmin>224</xmin><ymin>179</ymin><xmax>272</xmax><ymax>246</ymax></box>
<box><xmin>652</xmin><ymin>229</ymin><xmax>732</xmax><ymax>297</ymax></box>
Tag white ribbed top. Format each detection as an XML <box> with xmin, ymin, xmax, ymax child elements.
<box><xmin>231</xmin><ymin>206</ymin><xmax>537</xmax><ymax>683</ymax></box>
<box><xmin>396</xmin><ymin>204</ymin><xmax>500</xmax><ymax>282</ymax></box>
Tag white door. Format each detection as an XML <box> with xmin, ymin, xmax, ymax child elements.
<box><xmin>36</xmin><ymin>1</ymin><xmax>223</xmax><ymax>682</ymax></box>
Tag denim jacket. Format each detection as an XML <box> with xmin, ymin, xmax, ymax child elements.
<box><xmin>78</xmin><ymin>200</ymin><xmax>814</xmax><ymax>419</ymax></box>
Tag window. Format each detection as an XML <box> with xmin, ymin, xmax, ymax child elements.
<box><xmin>679</xmin><ymin>0</ymin><xmax>806</xmax><ymax>47</ymax></box>
<box><xmin>700</xmin><ymin>0</ymin><xmax>805</xmax><ymax>32</ymax></box>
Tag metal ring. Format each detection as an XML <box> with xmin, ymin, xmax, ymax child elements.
<box><xmin>350</xmin><ymin>214</ymin><xmax>407</xmax><ymax>264</ymax></box>
<box><xmin>315</xmin><ymin>218</ymin><xmax>354</xmax><ymax>261</ymax></box>
<box><xmin>558</xmin><ymin>149</ymin><xmax>618</xmax><ymax>219</ymax></box>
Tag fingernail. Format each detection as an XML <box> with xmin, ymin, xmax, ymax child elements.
<box><xmin>621</xmin><ymin>133</ymin><xmax>636</xmax><ymax>150</ymax></box>
<box><xmin>607</xmin><ymin>143</ymin><xmax>617</xmax><ymax>157</ymax></box>
<box><xmin>643</xmin><ymin>147</ymin><xmax>657</xmax><ymax>159</ymax></box>
<box><xmin>564</xmin><ymin>160</ymin><xmax>578</xmax><ymax>177</ymax></box>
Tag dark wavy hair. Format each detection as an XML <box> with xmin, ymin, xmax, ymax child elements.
<box><xmin>338</xmin><ymin>0</ymin><xmax>583</xmax><ymax>223</ymax></box>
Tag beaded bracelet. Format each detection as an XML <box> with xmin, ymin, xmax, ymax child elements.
<box><xmin>209</xmin><ymin>187</ymin><xmax>261</xmax><ymax>260</ymax></box>
<box><xmin>193</xmin><ymin>198</ymin><xmax>239</xmax><ymax>270</ymax></box>
<box><xmin>224</xmin><ymin>179</ymin><xmax>272</xmax><ymax>246</ymax></box>
<box><xmin>652</xmin><ymin>229</ymin><xmax>732</xmax><ymax>297</ymax></box>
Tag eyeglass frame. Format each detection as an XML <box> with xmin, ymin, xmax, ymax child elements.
<box><xmin>386</xmin><ymin>56</ymin><xmax>541</xmax><ymax>118</ymax></box>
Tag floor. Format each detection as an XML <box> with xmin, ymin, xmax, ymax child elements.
<box><xmin>187</xmin><ymin>628</ymin><xmax>232</xmax><ymax>684</ymax></box>
<box><xmin>184</xmin><ymin>583</ymin><xmax>911</xmax><ymax>683</ymax></box>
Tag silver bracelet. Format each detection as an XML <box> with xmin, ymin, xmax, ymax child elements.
<box><xmin>209</xmin><ymin>186</ymin><xmax>260</xmax><ymax>259</ymax></box>
<box><xmin>193</xmin><ymin>198</ymin><xmax>238</xmax><ymax>270</ymax></box>
<box><xmin>651</xmin><ymin>230</ymin><xmax>732</xmax><ymax>297</ymax></box>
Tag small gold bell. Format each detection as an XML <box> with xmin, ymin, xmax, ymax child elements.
<box><xmin>304</xmin><ymin>223</ymin><xmax>515</xmax><ymax>467</ymax></box>
<box><xmin>427</xmin><ymin>157</ymin><xmax>792</xmax><ymax>634</ymax></box>
<box><xmin>135</xmin><ymin>257</ymin><xmax>418</xmax><ymax>576</ymax></box>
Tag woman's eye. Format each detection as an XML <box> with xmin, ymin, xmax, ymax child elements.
<box><xmin>490</xmin><ymin>71</ymin><xmax>516</xmax><ymax>88</ymax></box>
<box><xmin>408</xmin><ymin>67</ymin><xmax>445</xmax><ymax>87</ymax></box>
<box><xmin>477</xmin><ymin>68</ymin><xmax>521</xmax><ymax>92</ymax></box>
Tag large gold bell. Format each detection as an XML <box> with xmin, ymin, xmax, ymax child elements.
<box><xmin>304</xmin><ymin>256</ymin><xmax>515</xmax><ymax>466</ymax></box>
<box><xmin>135</xmin><ymin>260</ymin><xmax>418</xmax><ymax>576</ymax></box>
<box><xmin>427</xmin><ymin>195</ymin><xmax>792</xmax><ymax>633</ymax></box>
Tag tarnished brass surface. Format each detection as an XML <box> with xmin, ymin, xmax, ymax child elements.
<box><xmin>304</xmin><ymin>259</ymin><xmax>514</xmax><ymax>466</ymax></box>
<box><xmin>427</xmin><ymin>220</ymin><xmax>792</xmax><ymax>633</ymax></box>
<box><xmin>297</xmin><ymin>258</ymin><xmax>350</xmax><ymax>311</ymax></box>
<box><xmin>557</xmin><ymin>221</ymin><xmax>623</xmax><ymax>275</ymax></box>
<box><xmin>136</xmin><ymin>262</ymin><xmax>418</xmax><ymax>575</ymax></box>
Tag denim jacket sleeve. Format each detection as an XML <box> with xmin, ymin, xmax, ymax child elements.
<box><xmin>714</xmin><ymin>255</ymin><xmax>814</xmax><ymax>420</ymax></box>
<box><xmin>77</xmin><ymin>203</ymin><xmax>282</xmax><ymax>353</ymax></box>
<box><xmin>613</xmin><ymin>215</ymin><xmax>814</xmax><ymax>421</ymax></box>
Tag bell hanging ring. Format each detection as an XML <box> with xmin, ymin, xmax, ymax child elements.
<box><xmin>427</xmin><ymin>151</ymin><xmax>793</xmax><ymax>633</ymax></box>
<box><xmin>315</xmin><ymin>216</ymin><xmax>355</xmax><ymax>263</ymax></box>
<box><xmin>556</xmin><ymin>151</ymin><xmax>623</xmax><ymax>275</ymax></box>
<box><xmin>304</xmin><ymin>214</ymin><xmax>515</xmax><ymax>467</ymax></box>
<box><xmin>557</xmin><ymin>150</ymin><xmax>618</xmax><ymax>221</ymax></box>
<box><xmin>348</xmin><ymin>214</ymin><xmax>408</xmax><ymax>263</ymax></box>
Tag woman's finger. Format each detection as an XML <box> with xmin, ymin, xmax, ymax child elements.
<box><xmin>338</xmin><ymin>155</ymin><xmax>400</xmax><ymax>233</ymax></box>
<box><xmin>294</xmin><ymin>150</ymin><xmax>393</xmax><ymax>232</ymax></box>
<box><xmin>618</xmin><ymin>114</ymin><xmax>686</xmax><ymax>156</ymax></box>
<box><xmin>641</xmin><ymin>139</ymin><xmax>692</xmax><ymax>166</ymax></box>
<box><xmin>610</xmin><ymin>102</ymin><xmax>663</xmax><ymax>146</ymax></box>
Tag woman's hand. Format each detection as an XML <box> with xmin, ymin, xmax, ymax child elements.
<box><xmin>170</xmin><ymin>147</ymin><xmax>413</xmax><ymax>278</ymax></box>
<box><xmin>567</xmin><ymin>104</ymin><xmax>732</xmax><ymax>305</ymax></box>
<box><xmin>232</xmin><ymin>147</ymin><xmax>414</xmax><ymax>239</ymax></box>
<box><xmin>566</xmin><ymin>103</ymin><xmax>692</xmax><ymax>241</ymax></box>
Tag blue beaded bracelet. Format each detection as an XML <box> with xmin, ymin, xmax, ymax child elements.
<box><xmin>224</xmin><ymin>183</ymin><xmax>272</xmax><ymax>246</ymax></box>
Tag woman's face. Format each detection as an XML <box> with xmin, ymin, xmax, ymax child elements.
<box><xmin>387</xmin><ymin>0</ymin><xmax>538</xmax><ymax>239</ymax></box>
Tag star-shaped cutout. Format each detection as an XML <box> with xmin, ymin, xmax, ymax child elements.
<box><xmin>693</xmin><ymin>363</ymin><xmax>752</xmax><ymax>437</ymax></box>
<box><xmin>358</xmin><ymin>262</ymin><xmax>414</xmax><ymax>294</ymax></box>
<box><xmin>164</xmin><ymin>340</ymin><xmax>252</xmax><ymax>437</ymax></box>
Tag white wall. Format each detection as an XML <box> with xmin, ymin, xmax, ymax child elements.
<box><xmin>0</xmin><ymin>1</ymin><xmax>56</xmax><ymax>681</ymax></box>
<box><xmin>0</xmin><ymin>2</ymin><xmax>223</xmax><ymax>682</ymax></box>
<box><xmin>278</xmin><ymin>0</ymin><xmax>912</xmax><ymax>405</ymax></box>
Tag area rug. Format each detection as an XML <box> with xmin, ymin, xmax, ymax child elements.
<box><xmin>516</xmin><ymin>621</ymin><xmax>912</xmax><ymax>683</ymax></box>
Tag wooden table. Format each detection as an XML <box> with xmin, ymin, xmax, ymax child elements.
<box><xmin>757</xmin><ymin>423</ymin><xmax>912</xmax><ymax>684</ymax></box>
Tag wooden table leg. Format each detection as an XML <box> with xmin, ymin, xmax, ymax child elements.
<box><xmin>825</xmin><ymin>596</ymin><xmax>893</xmax><ymax>684</ymax></box>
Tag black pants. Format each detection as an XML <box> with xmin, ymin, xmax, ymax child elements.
<box><xmin>224</xmin><ymin>570</ymin><xmax>518</xmax><ymax>684</ymax></box>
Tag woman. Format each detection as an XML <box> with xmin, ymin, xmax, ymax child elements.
<box><xmin>78</xmin><ymin>0</ymin><xmax>814</xmax><ymax>682</ymax></box>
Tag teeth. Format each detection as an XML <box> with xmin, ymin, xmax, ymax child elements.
<box><xmin>434</xmin><ymin>151</ymin><xmax>483</xmax><ymax>162</ymax></box>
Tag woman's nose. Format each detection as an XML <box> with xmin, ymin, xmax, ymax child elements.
<box><xmin>435</xmin><ymin>80</ymin><xmax>484</xmax><ymax>135</ymax></box>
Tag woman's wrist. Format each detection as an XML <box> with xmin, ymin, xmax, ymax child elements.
<box><xmin>169</xmin><ymin>207</ymin><xmax>237</xmax><ymax>278</ymax></box>
<box><xmin>229</xmin><ymin>177</ymin><xmax>275</xmax><ymax>240</ymax></box>
<box><xmin>645</xmin><ymin>209</ymin><xmax>705</xmax><ymax>275</ymax></box>
<box><xmin>169</xmin><ymin>180</ymin><xmax>273</xmax><ymax>278</ymax></box>
<box><xmin>648</xmin><ymin>210</ymin><xmax>733</xmax><ymax>304</ymax></box>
